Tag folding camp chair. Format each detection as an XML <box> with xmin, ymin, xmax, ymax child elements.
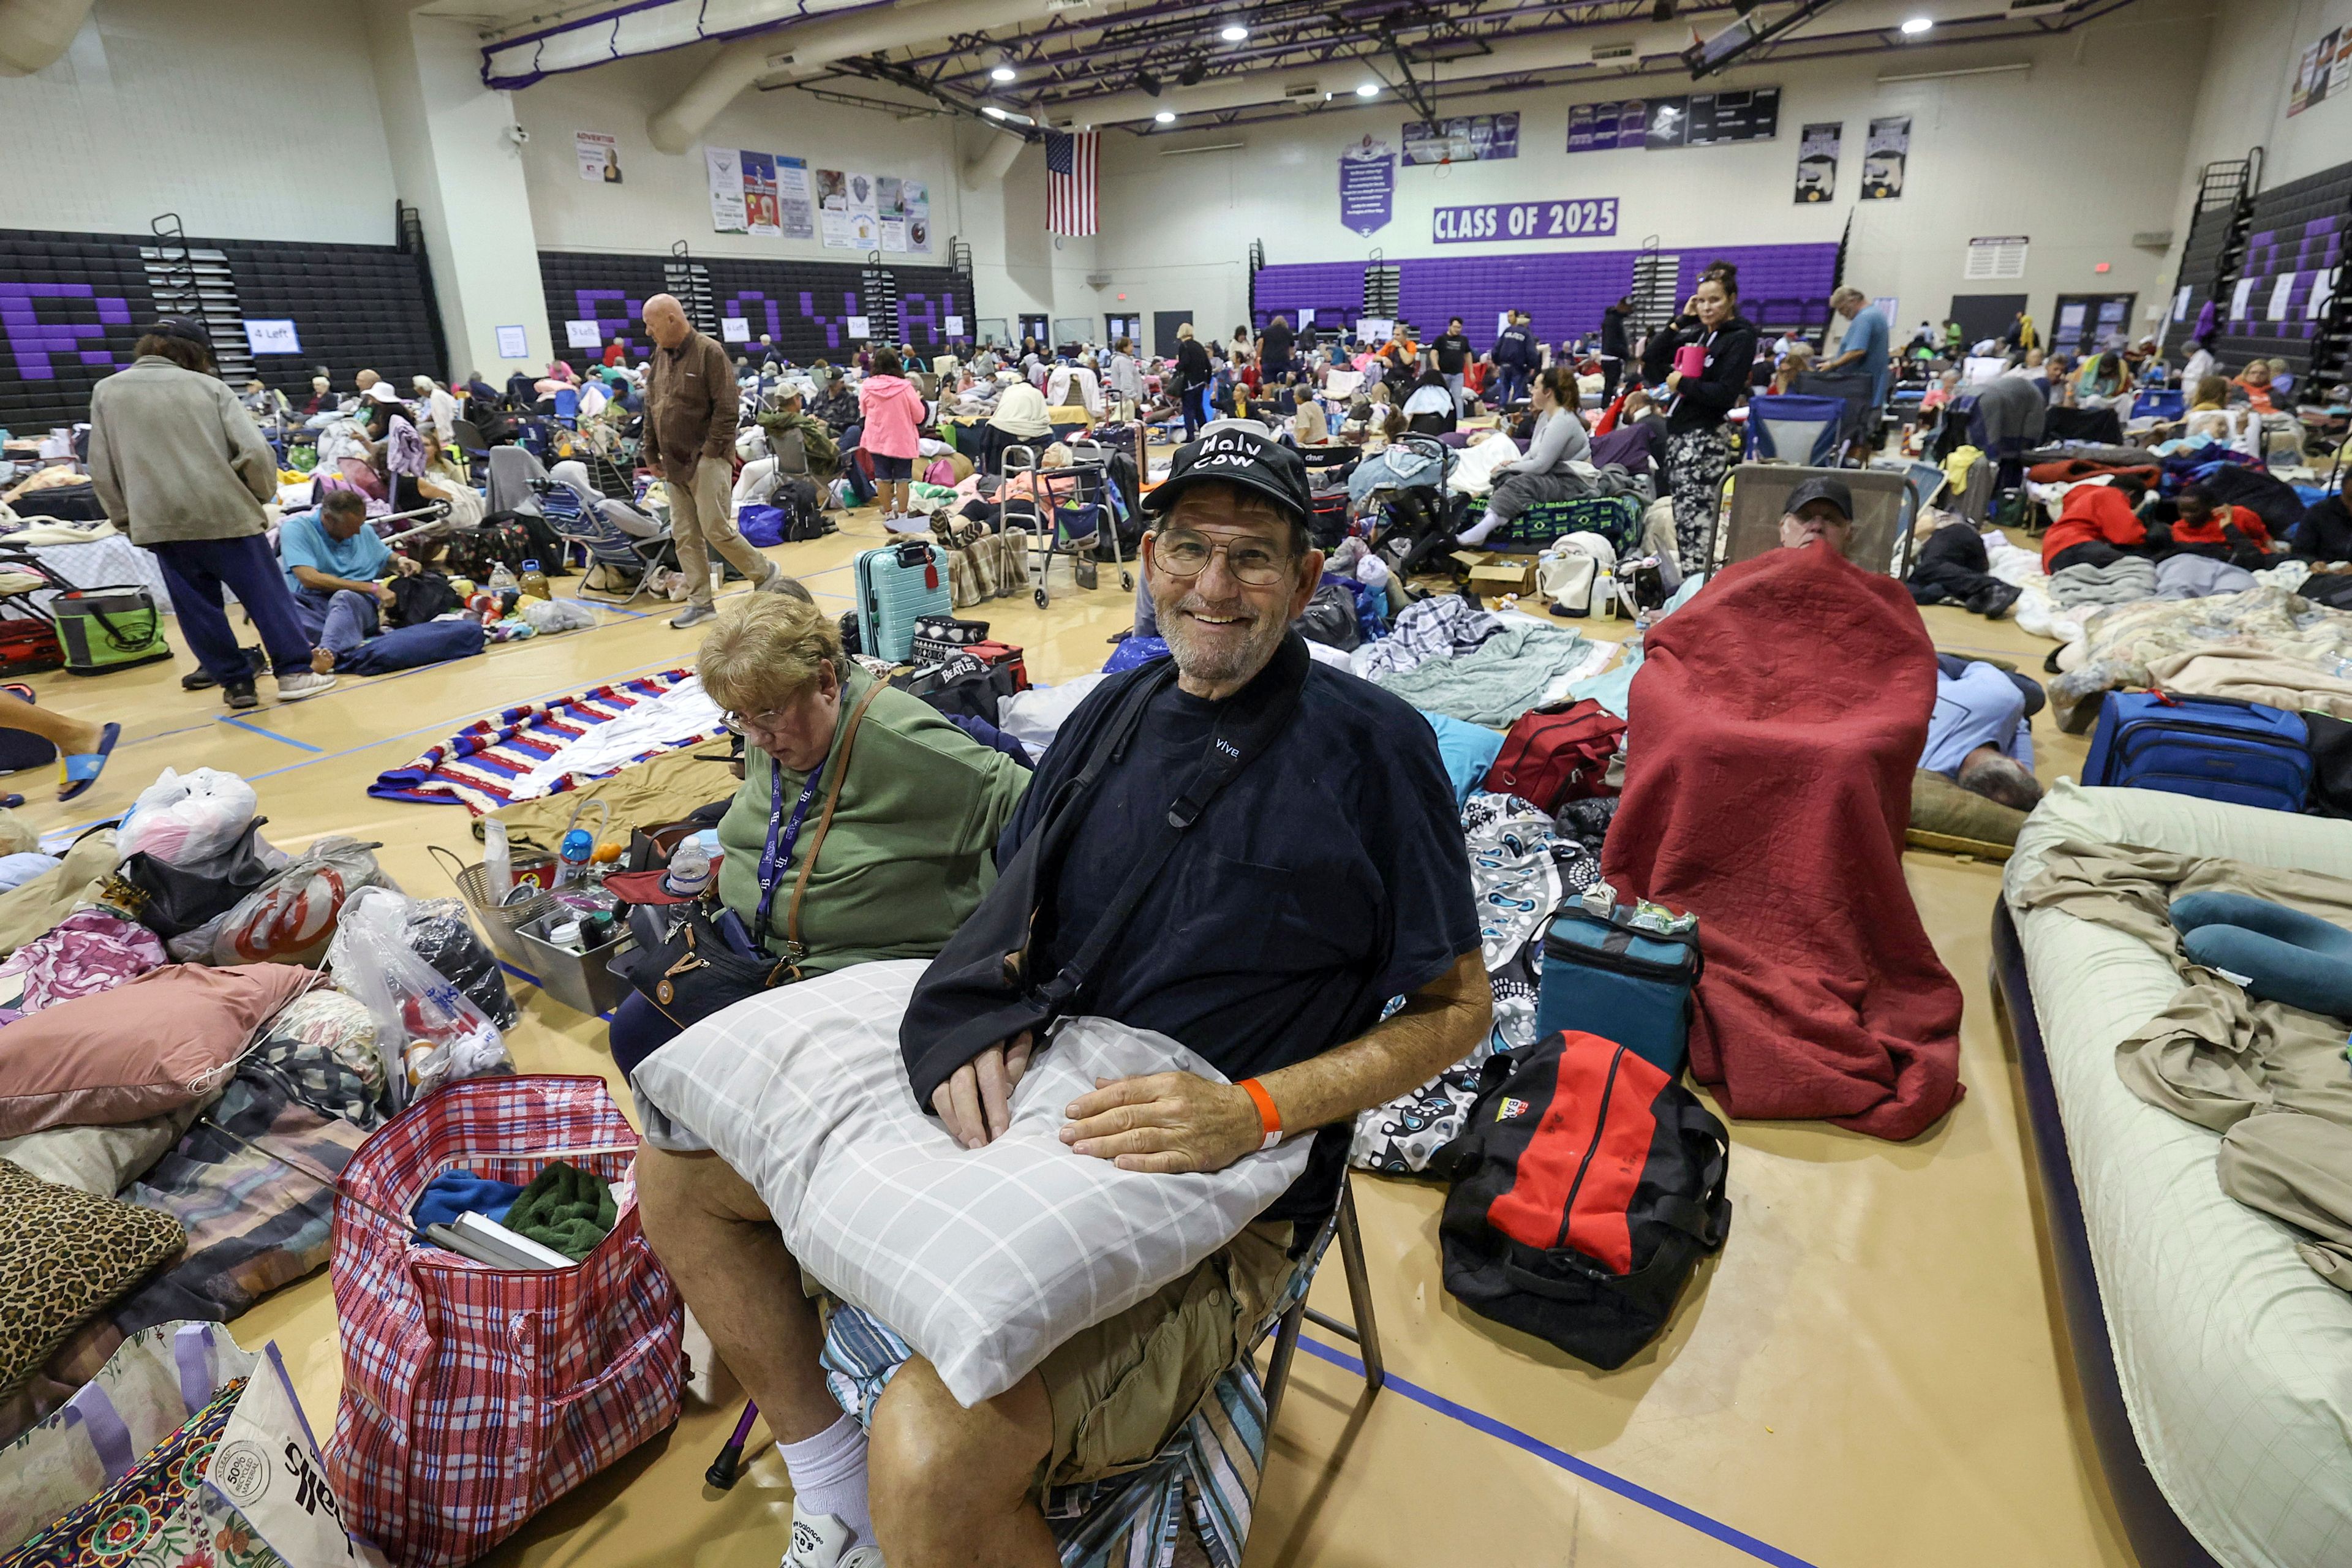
<box><xmin>1709</xmin><ymin>462</ymin><xmax>1918</xmax><ymax>579</ymax></box>
<box><xmin>552</xmin><ymin>386</ymin><xmax>579</xmax><ymax>426</ymax></box>
<box><xmin>538</xmin><ymin>477</ymin><xmax>674</xmax><ymax>608</ymax></box>
<box><xmin>449</xmin><ymin>417</ymin><xmax>491</xmax><ymax>484</ymax></box>
<box><xmin>1744</xmin><ymin>394</ymin><xmax>1850</xmax><ymax>466</ymax></box>
<box><xmin>709</xmin><ymin>1175</ymin><xmax>1384</xmax><ymax>1568</ymax></box>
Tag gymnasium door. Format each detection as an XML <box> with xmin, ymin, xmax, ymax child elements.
<box><xmin>1948</xmin><ymin>293</ymin><xmax>2026</xmax><ymax>352</ymax></box>
<box><xmin>1153</xmin><ymin>311</ymin><xmax>1193</xmax><ymax>357</ymax></box>
<box><xmin>1016</xmin><ymin>313</ymin><xmax>1049</xmax><ymax>346</ymax></box>
<box><xmin>2050</xmin><ymin>293</ymin><xmax>2136</xmax><ymax>356</ymax></box>
<box><xmin>1106</xmin><ymin>313</ymin><xmax>1141</xmax><ymax>346</ymax></box>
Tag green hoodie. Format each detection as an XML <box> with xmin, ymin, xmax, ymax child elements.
<box><xmin>757</xmin><ymin>408</ymin><xmax>840</xmax><ymax>478</ymax></box>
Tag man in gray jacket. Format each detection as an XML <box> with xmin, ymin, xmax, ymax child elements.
<box><xmin>87</xmin><ymin>319</ymin><xmax>334</xmax><ymax>709</ymax></box>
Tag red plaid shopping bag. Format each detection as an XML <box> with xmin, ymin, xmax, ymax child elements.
<box><xmin>325</xmin><ymin>1075</ymin><xmax>683</xmax><ymax>1567</ymax></box>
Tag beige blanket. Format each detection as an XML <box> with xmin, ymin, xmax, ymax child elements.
<box><xmin>2012</xmin><ymin>839</ymin><xmax>2352</xmax><ymax>1290</ymax></box>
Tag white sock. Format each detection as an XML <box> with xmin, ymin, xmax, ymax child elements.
<box><xmin>779</xmin><ymin>1413</ymin><xmax>873</xmax><ymax>1545</ymax></box>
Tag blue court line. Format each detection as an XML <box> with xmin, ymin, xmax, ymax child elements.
<box><xmin>1295</xmin><ymin>1335</ymin><xmax>1820</xmax><ymax>1568</ymax></box>
<box><xmin>217</xmin><ymin>715</ymin><xmax>324</xmax><ymax>752</ymax></box>
<box><xmin>496</xmin><ymin>959</ymin><xmax>616</xmax><ymax>1022</ymax></box>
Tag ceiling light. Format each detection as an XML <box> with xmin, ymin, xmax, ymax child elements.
<box><xmin>982</xmin><ymin>105</ymin><xmax>1006</xmax><ymax>118</ymax></box>
<box><xmin>1219</xmin><ymin>22</ymin><xmax>1248</xmax><ymax>41</ymax></box>
<box><xmin>1155</xmin><ymin>110</ymin><xmax>1176</xmax><ymax>123</ymax></box>
<box><xmin>990</xmin><ymin>64</ymin><xmax>1017</xmax><ymax>81</ymax></box>
<box><xmin>1355</xmin><ymin>82</ymin><xmax>1379</xmax><ymax>97</ymax></box>
<box><xmin>1900</xmin><ymin>15</ymin><xmax>1934</xmax><ymax>33</ymax></box>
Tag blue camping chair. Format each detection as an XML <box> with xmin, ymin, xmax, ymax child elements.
<box><xmin>1744</xmin><ymin>394</ymin><xmax>1849</xmax><ymax>466</ymax></box>
<box><xmin>2132</xmin><ymin>388</ymin><xmax>2185</xmax><ymax>421</ymax></box>
<box><xmin>552</xmin><ymin>386</ymin><xmax>579</xmax><ymax>425</ymax></box>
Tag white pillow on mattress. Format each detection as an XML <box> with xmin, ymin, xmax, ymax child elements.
<box><xmin>630</xmin><ymin>960</ymin><xmax>1311</xmax><ymax>1406</ymax></box>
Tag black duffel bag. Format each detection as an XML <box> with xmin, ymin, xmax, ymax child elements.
<box><xmin>1430</xmin><ymin>1028</ymin><xmax>1732</xmax><ymax>1370</ymax></box>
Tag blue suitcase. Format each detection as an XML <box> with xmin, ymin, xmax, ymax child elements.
<box><xmin>2082</xmin><ymin>690</ymin><xmax>2312</xmax><ymax>812</ymax></box>
<box><xmin>855</xmin><ymin>540</ymin><xmax>951</xmax><ymax>663</ymax></box>
<box><xmin>1531</xmin><ymin>899</ymin><xmax>1703</xmax><ymax>1078</ymax></box>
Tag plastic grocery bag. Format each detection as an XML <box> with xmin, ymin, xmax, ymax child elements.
<box><xmin>402</xmin><ymin>895</ymin><xmax>519</xmax><ymax>1028</ymax></box>
<box><xmin>204</xmin><ymin>835</ymin><xmax>393</xmax><ymax>967</ymax></box>
<box><xmin>326</xmin><ymin>886</ymin><xmax>508</xmax><ymax>1108</ymax></box>
<box><xmin>116</xmin><ymin>767</ymin><xmax>260</xmax><ymax>865</ymax></box>
<box><xmin>522</xmin><ymin>597</ymin><xmax>598</xmax><ymax>634</ymax></box>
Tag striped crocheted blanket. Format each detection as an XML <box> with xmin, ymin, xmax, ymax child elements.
<box><xmin>368</xmin><ymin>668</ymin><xmax>724</xmax><ymax>814</ymax></box>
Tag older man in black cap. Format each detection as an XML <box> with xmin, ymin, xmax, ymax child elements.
<box><xmin>1778</xmin><ymin>474</ymin><xmax>1859</xmax><ymax>556</ymax></box>
<box><xmin>635</xmin><ymin>426</ymin><xmax>1488</xmax><ymax>1568</ymax></box>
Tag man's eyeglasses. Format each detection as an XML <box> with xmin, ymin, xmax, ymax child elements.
<box><xmin>1152</xmin><ymin>530</ymin><xmax>1291</xmax><ymax>587</ymax></box>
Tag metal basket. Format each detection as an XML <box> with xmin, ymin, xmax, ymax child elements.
<box><xmin>428</xmin><ymin>843</ymin><xmax>562</xmax><ymax>967</ymax></box>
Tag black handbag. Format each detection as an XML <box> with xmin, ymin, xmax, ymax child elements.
<box><xmin>617</xmin><ymin>682</ymin><xmax>882</xmax><ymax>1035</ymax></box>
<box><xmin>119</xmin><ymin>818</ymin><xmax>277</xmax><ymax>938</ymax></box>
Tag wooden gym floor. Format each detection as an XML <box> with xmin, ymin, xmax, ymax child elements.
<box><xmin>7</xmin><ymin>506</ymin><xmax>2127</xmax><ymax>1568</ymax></box>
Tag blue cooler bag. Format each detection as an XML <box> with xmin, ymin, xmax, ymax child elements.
<box><xmin>1532</xmin><ymin>899</ymin><xmax>1703</xmax><ymax>1077</ymax></box>
<box><xmin>2081</xmin><ymin>690</ymin><xmax>2310</xmax><ymax>813</ymax></box>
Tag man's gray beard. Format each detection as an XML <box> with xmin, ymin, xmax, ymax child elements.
<box><xmin>1159</xmin><ymin>595</ymin><xmax>1287</xmax><ymax>691</ymax></box>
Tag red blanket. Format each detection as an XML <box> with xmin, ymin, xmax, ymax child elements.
<box><xmin>1601</xmin><ymin>545</ymin><xmax>1964</xmax><ymax>1139</ymax></box>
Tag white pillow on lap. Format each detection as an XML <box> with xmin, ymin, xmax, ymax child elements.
<box><xmin>631</xmin><ymin>960</ymin><xmax>1311</xmax><ymax>1406</ymax></box>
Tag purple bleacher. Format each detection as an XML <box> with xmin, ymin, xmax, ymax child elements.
<box><xmin>1253</xmin><ymin>242</ymin><xmax>1839</xmax><ymax>350</ymax></box>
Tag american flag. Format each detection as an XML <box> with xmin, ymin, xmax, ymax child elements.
<box><xmin>1046</xmin><ymin>130</ymin><xmax>1098</xmax><ymax>236</ymax></box>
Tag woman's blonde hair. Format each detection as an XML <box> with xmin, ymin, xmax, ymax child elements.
<box><xmin>1176</xmin><ymin>322</ymin><xmax>1196</xmax><ymax>340</ymax></box>
<box><xmin>698</xmin><ymin>592</ymin><xmax>842</xmax><ymax>717</ymax></box>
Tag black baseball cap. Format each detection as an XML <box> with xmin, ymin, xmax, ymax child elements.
<box><xmin>1142</xmin><ymin>426</ymin><xmax>1313</xmax><ymax>528</ymax></box>
<box><xmin>145</xmin><ymin>317</ymin><xmax>213</xmax><ymax>347</ymax></box>
<box><xmin>1784</xmin><ymin>475</ymin><xmax>1854</xmax><ymax>522</ymax></box>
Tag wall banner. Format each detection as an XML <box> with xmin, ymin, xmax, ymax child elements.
<box><xmin>1433</xmin><ymin>198</ymin><xmax>1618</xmax><ymax>244</ymax></box>
<box><xmin>776</xmin><ymin>156</ymin><xmax>815</xmax><ymax>240</ymax></box>
<box><xmin>707</xmin><ymin>148</ymin><xmax>747</xmax><ymax>233</ymax></box>
<box><xmin>742</xmin><ymin>153</ymin><xmax>780</xmax><ymax>238</ymax></box>
<box><xmin>1793</xmin><ymin>121</ymin><xmax>1840</xmax><ymax>203</ymax></box>
<box><xmin>1339</xmin><ymin>135</ymin><xmax>1395</xmax><ymax>237</ymax></box>
<box><xmin>1401</xmin><ymin>113</ymin><xmax>1520</xmax><ymax>165</ymax></box>
<box><xmin>1860</xmin><ymin>115</ymin><xmax>1909</xmax><ymax>200</ymax></box>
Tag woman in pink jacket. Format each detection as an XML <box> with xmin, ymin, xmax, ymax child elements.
<box><xmin>857</xmin><ymin>348</ymin><xmax>929</xmax><ymax>523</ymax></box>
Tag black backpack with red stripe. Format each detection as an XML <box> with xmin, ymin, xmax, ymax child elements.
<box><xmin>1431</xmin><ymin>1029</ymin><xmax>1732</xmax><ymax>1370</ymax></box>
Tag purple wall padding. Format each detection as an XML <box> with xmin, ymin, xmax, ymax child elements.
<box><xmin>1253</xmin><ymin>242</ymin><xmax>1840</xmax><ymax>349</ymax></box>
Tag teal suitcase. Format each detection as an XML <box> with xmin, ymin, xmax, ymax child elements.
<box><xmin>854</xmin><ymin>540</ymin><xmax>951</xmax><ymax>663</ymax></box>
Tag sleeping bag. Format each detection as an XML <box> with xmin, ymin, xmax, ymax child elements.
<box><xmin>336</xmin><ymin>618</ymin><xmax>487</xmax><ymax>675</ymax></box>
<box><xmin>1601</xmin><ymin>543</ymin><xmax>1965</xmax><ymax>1139</ymax></box>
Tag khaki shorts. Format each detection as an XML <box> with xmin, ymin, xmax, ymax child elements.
<box><xmin>1033</xmin><ymin>1222</ymin><xmax>1297</xmax><ymax>1490</ymax></box>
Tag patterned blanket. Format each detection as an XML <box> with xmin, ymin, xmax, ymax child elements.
<box><xmin>367</xmin><ymin>667</ymin><xmax>724</xmax><ymax>813</ymax></box>
<box><xmin>0</xmin><ymin>1055</ymin><xmax>367</xmax><ymax>1447</ymax></box>
<box><xmin>1351</xmin><ymin>793</ymin><xmax>1603</xmax><ymax>1174</ymax></box>
<box><xmin>2048</xmin><ymin>585</ymin><xmax>2352</xmax><ymax>731</ymax></box>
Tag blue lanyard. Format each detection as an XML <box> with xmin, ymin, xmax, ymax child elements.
<box><xmin>753</xmin><ymin>755</ymin><xmax>826</xmax><ymax>946</ymax></box>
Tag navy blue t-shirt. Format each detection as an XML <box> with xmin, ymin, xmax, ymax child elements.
<box><xmin>999</xmin><ymin>652</ymin><xmax>1481</xmax><ymax>1219</ymax></box>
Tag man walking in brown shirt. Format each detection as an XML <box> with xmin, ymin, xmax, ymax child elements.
<box><xmin>640</xmin><ymin>293</ymin><xmax>788</xmax><ymax>628</ymax></box>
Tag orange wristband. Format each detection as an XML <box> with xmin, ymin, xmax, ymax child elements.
<box><xmin>1240</xmin><ymin>1077</ymin><xmax>1283</xmax><ymax>1150</ymax></box>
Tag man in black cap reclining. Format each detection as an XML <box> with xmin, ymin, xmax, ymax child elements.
<box><xmin>636</xmin><ymin>426</ymin><xmax>1490</xmax><ymax>1568</ymax></box>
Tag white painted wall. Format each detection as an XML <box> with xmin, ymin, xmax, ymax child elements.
<box><xmin>0</xmin><ymin>0</ymin><xmax>399</xmax><ymax>245</ymax></box>
<box><xmin>1089</xmin><ymin>0</ymin><xmax>2212</xmax><ymax>344</ymax></box>
<box><xmin>366</xmin><ymin>9</ymin><xmax>551</xmax><ymax>378</ymax></box>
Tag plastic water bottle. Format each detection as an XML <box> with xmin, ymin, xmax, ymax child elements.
<box><xmin>482</xmin><ymin>818</ymin><xmax>513</xmax><ymax>906</ymax></box>
<box><xmin>488</xmin><ymin>560</ymin><xmax>519</xmax><ymax>595</ymax></box>
<box><xmin>663</xmin><ymin>839</ymin><xmax>714</xmax><ymax>899</ymax></box>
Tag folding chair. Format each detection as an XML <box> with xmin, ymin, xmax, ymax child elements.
<box><xmin>449</xmin><ymin>417</ymin><xmax>491</xmax><ymax>484</ymax></box>
<box><xmin>1709</xmin><ymin>462</ymin><xmax>1918</xmax><ymax>579</ymax></box>
<box><xmin>709</xmin><ymin>1174</ymin><xmax>1384</xmax><ymax>1568</ymax></box>
<box><xmin>1743</xmin><ymin>394</ymin><xmax>1850</xmax><ymax>466</ymax></box>
<box><xmin>552</xmin><ymin>386</ymin><xmax>579</xmax><ymax>426</ymax></box>
<box><xmin>538</xmin><ymin>475</ymin><xmax>674</xmax><ymax>608</ymax></box>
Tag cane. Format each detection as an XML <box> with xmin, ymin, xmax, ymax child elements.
<box><xmin>707</xmin><ymin>1400</ymin><xmax>760</xmax><ymax>1490</ymax></box>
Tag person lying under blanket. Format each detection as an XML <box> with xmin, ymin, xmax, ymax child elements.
<box><xmin>634</xmin><ymin>427</ymin><xmax>1488</xmax><ymax>1568</ymax></box>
